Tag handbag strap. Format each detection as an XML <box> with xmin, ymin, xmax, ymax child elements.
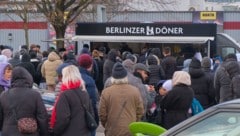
<box><xmin>73</xmin><ymin>89</ymin><xmax>88</xmax><ymax>111</ymax></box>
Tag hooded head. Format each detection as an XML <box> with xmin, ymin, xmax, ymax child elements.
<box><xmin>12</xmin><ymin>51</ymin><xmax>20</xmax><ymax>60</ymax></box>
<box><xmin>11</xmin><ymin>66</ymin><xmax>33</xmax><ymax>88</ymax></box>
<box><xmin>122</xmin><ymin>59</ymin><xmax>135</xmax><ymax>73</ymax></box>
<box><xmin>107</xmin><ymin>49</ymin><xmax>118</xmax><ymax>62</ymax></box>
<box><xmin>189</xmin><ymin>57</ymin><xmax>201</xmax><ymax>69</ymax></box>
<box><xmin>0</xmin><ymin>55</ymin><xmax>8</xmax><ymax>63</ymax></box>
<box><xmin>21</xmin><ymin>53</ymin><xmax>31</xmax><ymax>62</ymax></box>
<box><xmin>0</xmin><ymin>63</ymin><xmax>12</xmax><ymax>89</ymax></box>
<box><xmin>172</xmin><ymin>71</ymin><xmax>191</xmax><ymax>86</ymax></box>
<box><xmin>201</xmin><ymin>57</ymin><xmax>212</xmax><ymax>68</ymax></box>
<box><xmin>146</xmin><ymin>54</ymin><xmax>160</xmax><ymax>65</ymax></box>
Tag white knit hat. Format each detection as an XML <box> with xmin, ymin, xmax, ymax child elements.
<box><xmin>162</xmin><ymin>80</ymin><xmax>172</xmax><ymax>91</ymax></box>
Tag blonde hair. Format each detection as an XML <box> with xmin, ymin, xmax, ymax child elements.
<box><xmin>110</xmin><ymin>76</ymin><xmax>128</xmax><ymax>85</ymax></box>
<box><xmin>62</xmin><ymin>65</ymin><xmax>86</xmax><ymax>90</ymax></box>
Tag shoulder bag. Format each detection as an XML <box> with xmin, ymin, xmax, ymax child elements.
<box><xmin>74</xmin><ymin>90</ymin><xmax>98</xmax><ymax>131</ymax></box>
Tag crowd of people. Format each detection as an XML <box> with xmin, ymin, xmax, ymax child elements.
<box><xmin>0</xmin><ymin>43</ymin><xmax>239</xmax><ymax>136</ymax></box>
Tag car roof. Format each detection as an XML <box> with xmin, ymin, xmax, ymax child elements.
<box><xmin>161</xmin><ymin>99</ymin><xmax>240</xmax><ymax>136</ymax></box>
<box><xmin>216</xmin><ymin>99</ymin><xmax>240</xmax><ymax>109</ymax></box>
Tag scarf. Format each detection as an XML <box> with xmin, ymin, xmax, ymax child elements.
<box><xmin>50</xmin><ymin>80</ymin><xmax>81</xmax><ymax>129</ymax></box>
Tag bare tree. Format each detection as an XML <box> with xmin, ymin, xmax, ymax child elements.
<box><xmin>95</xmin><ymin>0</ymin><xmax>177</xmax><ymax>22</ymax></box>
<box><xmin>28</xmin><ymin>0</ymin><xmax>95</xmax><ymax>49</ymax></box>
<box><xmin>2</xmin><ymin>0</ymin><xmax>42</xmax><ymax>48</ymax></box>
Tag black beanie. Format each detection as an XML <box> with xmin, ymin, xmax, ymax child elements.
<box><xmin>189</xmin><ymin>57</ymin><xmax>201</xmax><ymax>68</ymax></box>
<box><xmin>112</xmin><ymin>62</ymin><xmax>127</xmax><ymax>79</ymax></box>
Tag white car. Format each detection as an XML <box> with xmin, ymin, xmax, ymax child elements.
<box><xmin>161</xmin><ymin>99</ymin><xmax>240</xmax><ymax>136</ymax></box>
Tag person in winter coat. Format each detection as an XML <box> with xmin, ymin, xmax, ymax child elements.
<box><xmin>30</xmin><ymin>51</ymin><xmax>41</xmax><ymax>85</ymax></box>
<box><xmin>0</xmin><ymin>63</ymin><xmax>12</xmax><ymax>94</ymax></box>
<box><xmin>41</xmin><ymin>51</ymin><xmax>62</xmax><ymax>92</ymax></box>
<box><xmin>78</xmin><ymin>54</ymin><xmax>99</xmax><ymax>136</ymax></box>
<box><xmin>16</xmin><ymin>53</ymin><xmax>36</xmax><ymax>84</ymax></box>
<box><xmin>201</xmin><ymin>57</ymin><xmax>217</xmax><ymax>106</ymax></box>
<box><xmin>161</xmin><ymin>71</ymin><xmax>194</xmax><ymax>129</ymax></box>
<box><xmin>161</xmin><ymin>47</ymin><xmax>177</xmax><ymax>79</ymax></box>
<box><xmin>214</xmin><ymin>53</ymin><xmax>240</xmax><ymax>103</ymax></box>
<box><xmin>50</xmin><ymin>65</ymin><xmax>93</xmax><ymax>136</ymax></box>
<box><xmin>103</xmin><ymin>49</ymin><xmax>118</xmax><ymax>84</ymax></box>
<box><xmin>99</xmin><ymin>62</ymin><xmax>144</xmax><ymax>136</ymax></box>
<box><xmin>0</xmin><ymin>66</ymin><xmax>49</xmax><ymax>136</ymax></box>
<box><xmin>182</xmin><ymin>59</ymin><xmax>192</xmax><ymax>72</ymax></box>
<box><xmin>146</xmin><ymin>54</ymin><xmax>165</xmax><ymax>87</ymax></box>
<box><xmin>8</xmin><ymin>51</ymin><xmax>21</xmax><ymax>67</ymax></box>
<box><xmin>104</xmin><ymin>59</ymin><xmax>151</xmax><ymax>116</ymax></box>
<box><xmin>92</xmin><ymin>49</ymin><xmax>105</xmax><ymax>95</ymax></box>
<box><xmin>189</xmin><ymin>57</ymin><xmax>215</xmax><ymax>109</ymax></box>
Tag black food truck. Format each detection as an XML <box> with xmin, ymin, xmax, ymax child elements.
<box><xmin>72</xmin><ymin>23</ymin><xmax>240</xmax><ymax>59</ymax></box>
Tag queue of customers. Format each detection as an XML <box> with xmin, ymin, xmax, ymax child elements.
<box><xmin>0</xmin><ymin>43</ymin><xmax>239</xmax><ymax>135</ymax></box>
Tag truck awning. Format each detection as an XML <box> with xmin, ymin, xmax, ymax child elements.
<box><xmin>71</xmin><ymin>35</ymin><xmax>214</xmax><ymax>44</ymax></box>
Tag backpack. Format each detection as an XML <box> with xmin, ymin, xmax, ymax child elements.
<box><xmin>191</xmin><ymin>98</ymin><xmax>204</xmax><ymax>115</ymax></box>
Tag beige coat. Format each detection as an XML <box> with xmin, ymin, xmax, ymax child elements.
<box><xmin>41</xmin><ymin>52</ymin><xmax>62</xmax><ymax>85</ymax></box>
<box><xmin>99</xmin><ymin>84</ymin><xmax>144</xmax><ymax>136</ymax></box>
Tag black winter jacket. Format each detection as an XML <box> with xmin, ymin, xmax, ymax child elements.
<box><xmin>161</xmin><ymin>55</ymin><xmax>177</xmax><ymax>79</ymax></box>
<box><xmin>189</xmin><ymin>67</ymin><xmax>214</xmax><ymax>109</ymax></box>
<box><xmin>161</xmin><ymin>84</ymin><xmax>194</xmax><ymax>129</ymax></box>
<box><xmin>53</xmin><ymin>89</ymin><xmax>93</xmax><ymax>136</ymax></box>
<box><xmin>0</xmin><ymin>67</ymin><xmax>49</xmax><ymax>136</ymax></box>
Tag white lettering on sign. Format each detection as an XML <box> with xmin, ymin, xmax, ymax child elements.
<box><xmin>105</xmin><ymin>26</ymin><xmax>183</xmax><ymax>35</ymax></box>
<box><xmin>106</xmin><ymin>27</ymin><xmax>145</xmax><ymax>34</ymax></box>
<box><xmin>155</xmin><ymin>27</ymin><xmax>183</xmax><ymax>35</ymax></box>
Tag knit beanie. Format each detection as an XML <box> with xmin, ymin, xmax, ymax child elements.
<box><xmin>201</xmin><ymin>57</ymin><xmax>211</xmax><ymax>68</ymax></box>
<box><xmin>56</xmin><ymin>63</ymin><xmax>71</xmax><ymax>76</ymax></box>
<box><xmin>189</xmin><ymin>57</ymin><xmax>201</xmax><ymax>68</ymax></box>
<box><xmin>78</xmin><ymin>54</ymin><xmax>93</xmax><ymax>69</ymax></box>
<box><xmin>162</xmin><ymin>80</ymin><xmax>173</xmax><ymax>91</ymax></box>
<box><xmin>112</xmin><ymin>62</ymin><xmax>127</xmax><ymax>79</ymax></box>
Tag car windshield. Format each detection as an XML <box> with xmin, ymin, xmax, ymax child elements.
<box><xmin>175</xmin><ymin>111</ymin><xmax>240</xmax><ymax>136</ymax></box>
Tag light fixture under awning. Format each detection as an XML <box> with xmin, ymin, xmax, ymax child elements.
<box><xmin>72</xmin><ymin>35</ymin><xmax>214</xmax><ymax>44</ymax></box>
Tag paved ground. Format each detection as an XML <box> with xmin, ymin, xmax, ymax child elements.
<box><xmin>96</xmin><ymin>124</ymin><xmax>105</xmax><ymax>136</ymax></box>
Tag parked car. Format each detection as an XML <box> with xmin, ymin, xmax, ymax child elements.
<box><xmin>161</xmin><ymin>99</ymin><xmax>240</xmax><ymax>136</ymax></box>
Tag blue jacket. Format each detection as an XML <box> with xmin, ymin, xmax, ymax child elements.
<box><xmin>79</xmin><ymin>67</ymin><xmax>99</xmax><ymax>125</ymax></box>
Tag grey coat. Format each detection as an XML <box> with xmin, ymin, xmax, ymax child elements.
<box><xmin>214</xmin><ymin>59</ymin><xmax>240</xmax><ymax>103</ymax></box>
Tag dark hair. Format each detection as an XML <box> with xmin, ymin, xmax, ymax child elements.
<box><xmin>42</xmin><ymin>51</ymin><xmax>49</xmax><ymax>58</ymax></box>
<box><xmin>29</xmin><ymin>51</ymin><xmax>37</xmax><ymax>59</ymax></box>
<box><xmin>224</xmin><ymin>53</ymin><xmax>237</xmax><ymax>61</ymax></box>
<box><xmin>163</xmin><ymin>47</ymin><xmax>171</xmax><ymax>54</ymax></box>
<box><xmin>36</xmin><ymin>45</ymin><xmax>41</xmax><ymax>48</ymax></box>
<box><xmin>21</xmin><ymin>45</ymin><xmax>28</xmax><ymax>50</ymax></box>
<box><xmin>5</xmin><ymin>64</ymin><xmax>13</xmax><ymax>71</ymax></box>
<box><xmin>83</xmin><ymin>44</ymin><xmax>89</xmax><ymax>49</ymax></box>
